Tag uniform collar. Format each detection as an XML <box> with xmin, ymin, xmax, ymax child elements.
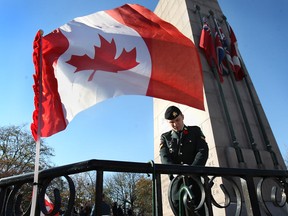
<box><xmin>170</xmin><ymin>125</ymin><xmax>188</xmax><ymax>138</ymax></box>
<box><xmin>170</xmin><ymin>130</ymin><xmax>179</xmax><ymax>139</ymax></box>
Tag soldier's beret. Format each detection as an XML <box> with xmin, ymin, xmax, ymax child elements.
<box><xmin>165</xmin><ymin>106</ymin><xmax>182</xmax><ymax>120</ymax></box>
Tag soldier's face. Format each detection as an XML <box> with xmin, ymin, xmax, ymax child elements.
<box><xmin>168</xmin><ymin>114</ymin><xmax>184</xmax><ymax>132</ymax></box>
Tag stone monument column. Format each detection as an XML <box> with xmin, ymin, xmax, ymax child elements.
<box><xmin>152</xmin><ymin>0</ymin><xmax>286</xmax><ymax>215</ymax></box>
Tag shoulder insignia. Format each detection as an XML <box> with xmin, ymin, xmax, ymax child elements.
<box><xmin>160</xmin><ymin>142</ymin><xmax>164</xmax><ymax>149</ymax></box>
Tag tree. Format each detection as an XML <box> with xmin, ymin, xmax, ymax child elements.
<box><xmin>72</xmin><ymin>171</ymin><xmax>96</xmax><ymax>208</ymax></box>
<box><xmin>134</xmin><ymin>177</ymin><xmax>152</xmax><ymax>215</ymax></box>
<box><xmin>0</xmin><ymin>125</ymin><xmax>54</xmax><ymax>178</ymax></box>
<box><xmin>104</xmin><ymin>172</ymin><xmax>152</xmax><ymax>215</ymax></box>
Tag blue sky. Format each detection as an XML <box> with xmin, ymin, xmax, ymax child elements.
<box><xmin>0</xmin><ymin>0</ymin><xmax>287</xmax><ymax>166</ymax></box>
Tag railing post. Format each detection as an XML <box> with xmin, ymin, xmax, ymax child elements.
<box><xmin>95</xmin><ymin>169</ymin><xmax>104</xmax><ymax>216</ymax></box>
<box><xmin>244</xmin><ymin>177</ymin><xmax>262</xmax><ymax>215</ymax></box>
<box><xmin>0</xmin><ymin>187</ymin><xmax>10</xmax><ymax>215</ymax></box>
<box><xmin>155</xmin><ymin>173</ymin><xmax>163</xmax><ymax>216</ymax></box>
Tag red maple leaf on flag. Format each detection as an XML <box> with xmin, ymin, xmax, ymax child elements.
<box><xmin>66</xmin><ymin>35</ymin><xmax>139</xmax><ymax>81</ymax></box>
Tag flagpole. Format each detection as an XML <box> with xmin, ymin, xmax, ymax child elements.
<box><xmin>208</xmin><ymin>10</ymin><xmax>264</xmax><ymax>168</ymax></box>
<box><xmin>221</xmin><ymin>16</ymin><xmax>280</xmax><ymax>169</ymax></box>
<box><xmin>31</xmin><ymin>29</ymin><xmax>44</xmax><ymax>216</ymax></box>
<box><xmin>194</xmin><ymin>6</ymin><xmax>245</xmax><ymax>165</ymax></box>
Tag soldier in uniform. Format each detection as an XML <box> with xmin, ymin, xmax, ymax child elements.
<box><xmin>159</xmin><ymin>106</ymin><xmax>209</xmax><ymax>215</ymax></box>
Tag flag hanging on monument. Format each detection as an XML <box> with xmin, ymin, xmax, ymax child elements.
<box><xmin>31</xmin><ymin>4</ymin><xmax>204</xmax><ymax>140</ymax></box>
<box><xmin>199</xmin><ymin>21</ymin><xmax>217</xmax><ymax>69</ymax></box>
<box><xmin>199</xmin><ymin>20</ymin><xmax>223</xmax><ymax>82</ymax></box>
<box><xmin>214</xmin><ymin>32</ymin><xmax>226</xmax><ymax>78</ymax></box>
<box><xmin>228</xmin><ymin>23</ymin><xmax>245</xmax><ymax>81</ymax></box>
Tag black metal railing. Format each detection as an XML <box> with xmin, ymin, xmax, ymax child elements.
<box><xmin>0</xmin><ymin>159</ymin><xmax>287</xmax><ymax>215</ymax></box>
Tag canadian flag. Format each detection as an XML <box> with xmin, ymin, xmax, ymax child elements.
<box><xmin>228</xmin><ymin>24</ymin><xmax>245</xmax><ymax>81</ymax></box>
<box><xmin>31</xmin><ymin>4</ymin><xmax>204</xmax><ymax>140</ymax></box>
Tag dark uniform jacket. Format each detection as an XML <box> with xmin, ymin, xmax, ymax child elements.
<box><xmin>160</xmin><ymin>125</ymin><xmax>208</xmax><ymax>166</ymax></box>
<box><xmin>160</xmin><ymin>125</ymin><xmax>209</xmax><ymax>215</ymax></box>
